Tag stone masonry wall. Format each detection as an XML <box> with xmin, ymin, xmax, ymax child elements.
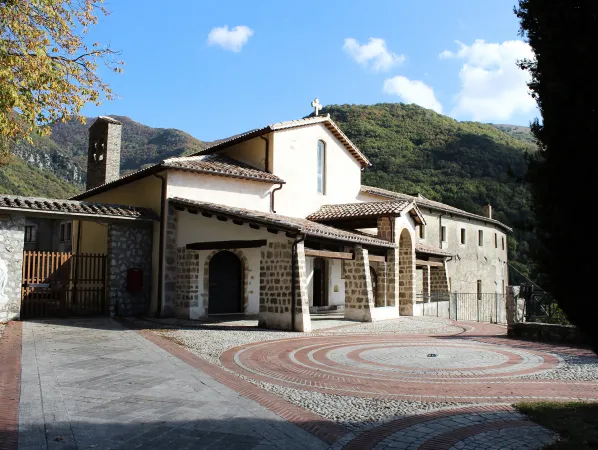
<box><xmin>430</xmin><ymin>265</ymin><xmax>449</xmax><ymax>293</ymax></box>
<box><xmin>107</xmin><ymin>223</ymin><xmax>152</xmax><ymax>317</ymax></box>
<box><xmin>386</xmin><ymin>248</ymin><xmax>398</xmax><ymax>308</ymax></box>
<box><xmin>0</xmin><ymin>216</ymin><xmax>25</xmax><ymax>322</ymax></box>
<box><xmin>422</xmin><ymin>265</ymin><xmax>431</xmax><ymax>298</ymax></box>
<box><xmin>343</xmin><ymin>245</ymin><xmax>375</xmax><ymax>322</ymax></box>
<box><xmin>371</xmin><ymin>261</ymin><xmax>388</xmax><ymax>307</ymax></box>
<box><xmin>258</xmin><ymin>240</ymin><xmax>294</xmax><ymax>330</ymax></box>
<box><xmin>175</xmin><ymin>247</ymin><xmax>199</xmax><ymax>318</ymax></box>
<box><xmin>377</xmin><ymin>216</ymin><xmax>393</xmax><ymax>242</ymax></box>
<box><xmin>398</xmin><ymin>229</ymin><xmax>415</xmax><ymax>316</ymax></box>
<box><xmin>162</xmin><ymin>204</ymin><xmax>177</xmax><ymax>317</ymax></box>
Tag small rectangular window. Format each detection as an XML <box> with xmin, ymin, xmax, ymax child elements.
<box><xmin>495</xmin><ymin>233</ymin><xmax>498</xmax><ymax>248</ymax></box>
<box><xmin>477</xmin><ymin>280</ymin><xmax>482</xmax><ymax>300</ymax></box>
<box><xmin>60</xmin><ymin>223</ymin><xmax>66</xmax><ymax>243</ymax></box>
<box><xmin>502</xmin><ymin>236</ymin><xmax>505</xmax><ymax>250</ymax></box>
<box><xmin>478</xmin><ymin>230</ymin><xmax>483</xmax><ymax>246</ymax></box>
<box><xmin>419</xmin><ymin>225</ymin><xmax>425</xmax><ymax>239</ymax></box>
<box><xmin>460</xmin><ymin>228</ymin><xmax>466</xmax><ymax>244</ymax></box>
<box><xmin>24</xmin><ymin>226</ymin><xmax>35</xmax><ymax>243</ymax></box>
<box><xmin>441</xmin><ymin>226</ymin><xmax>446</xmax><ymax>243</ymax></box>
<box><xmin>65</xmin><ymin>222</ymin><xmax>72</xmax><ymax>242</ymax></box>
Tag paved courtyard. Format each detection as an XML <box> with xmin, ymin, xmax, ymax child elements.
<box><xmin>1</xmin><ymin>316</ymin><xmax>597</xmax><ymax>449</ymax></box>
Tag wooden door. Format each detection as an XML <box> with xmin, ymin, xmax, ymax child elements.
<box><xmin>313</xmin><ymin>258</ymin><xmax>328</xmax><ymax>307</ymax></box>
<box><xmin>208</xmin><ymin>251</ymin><xmax>243</xmax><ymax>315</ymax></box>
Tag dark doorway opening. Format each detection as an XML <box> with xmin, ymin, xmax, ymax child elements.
<box><xmin>208</xmin><ymin>251</ymin><xmax>243</xmax><ymax>315</ymax></box>
<box><xmin>312</xmin><ymin>258</ymin><xmax>328</xmax><ymax>307</ymax></box>
<box><xmin>371</xmin><ymin>266</ymin><xmax>382</xmax><ymax>307</ymax></box>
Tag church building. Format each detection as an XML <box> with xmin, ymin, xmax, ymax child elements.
<box><xmin>70</xmin><ymin>102</ymin><xmax>510</xmax><ymax>331</ymax></box>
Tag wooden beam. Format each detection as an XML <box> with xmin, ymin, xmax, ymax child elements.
<box><xmin>305</xmin><ymin>248</ymin><xmax>354</xmax><ymax>260</ymax></box>
<box><xmin>416</xmin><ymin>259</ymin><xmax>444</xmax><ymax>267</ymax></box>
<box><xmin>186</xmin><ymin>239</ymin><xmax>267</xmax><ymax>251</ymax></box>
<box><xmin>369</xmin><ymin>254</ymin><xmax>386</xmax><ymax>263</ymax></box>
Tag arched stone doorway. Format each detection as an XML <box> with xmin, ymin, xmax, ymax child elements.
<box><xmin>398</xmin><ymin>229</ymin><xmax>415</xmax><ymax>315</ymax></box>
<box><xmin>208</xmin><ymin>251</ymin><xmax>243</xmax><ymax>315</ymax></box>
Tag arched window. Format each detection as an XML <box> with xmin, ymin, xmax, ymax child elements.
<box><xmin>317</xmin><ymin>140</ymin><xmax>326</xmax><ymax>194</ymax></box>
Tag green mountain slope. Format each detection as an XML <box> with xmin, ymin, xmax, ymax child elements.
<box><xmin>322</xmin><ymin>103</ymin><xmax>538</xmax><ymax>282</ymax></box>
<box><xmin>491</xmin><ymin>123</ymin><xmax>536</xmax><ymax>144</ymax></box>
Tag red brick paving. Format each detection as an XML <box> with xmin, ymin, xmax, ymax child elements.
<box><xmin>0</xmin><ymin>322</ymin><xmax>22</xmax><ymax>450</ymax></box>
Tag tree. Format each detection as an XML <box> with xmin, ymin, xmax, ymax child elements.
<box><xmin>516</xmin><ymin>1</ymin><xmax>598</xmax><ymax>351</ymax></box>
<box><xmin>0</xmin><ymin>0</ymin><xmax>122</xmax><ymax>146</ymax></box>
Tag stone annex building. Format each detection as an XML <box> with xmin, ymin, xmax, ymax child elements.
<box><xmin>0</xmin><ymin>110</ymin><xmax>511</xmax><ymax>330</ymax></box>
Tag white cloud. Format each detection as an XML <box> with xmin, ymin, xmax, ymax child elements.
<box><xmin>440</xmin><ymin>39</ymin><xmax>536</xmax><ymax>121</ymax></box>
<box><xmin>343</xmin><ymin>38</ymin><xmax>405</xmax><ymax>72</ymax></box>
<box><xmin>383</xmin><ymin>76</ymin><xmax>443</xmax><ymax>113</ymax></box>
<box><xmin>207</xmin><ymin>25</ymin><xmax>254</xmax><ymax>52</ymax></box>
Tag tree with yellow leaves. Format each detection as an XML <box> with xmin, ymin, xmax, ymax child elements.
<box><xmin>0</xmin><ymin>0</ymin><xmax>122</xmax><ymax>151</ymax></box>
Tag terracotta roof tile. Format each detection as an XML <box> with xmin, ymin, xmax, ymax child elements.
<box><xmin>170</xmin><ymin>198</ymin><xmax>395</xmax><ymax>248</ymax></box>
<box><xmin>415</xmin><ymin>243</ymin><xmax>453</xmax><ymax>257</ymax></box>
<box><xmin>307</xmin><ymin>200</ymin><xmax>413</xmax><ymax>221</ymax></box>
<box><xmin>163</xmin><ymin>154</ymin><xmax>284</xmax><ymax>183</ymax></box>
<box><xmin>360</xmin><ymin>185</ymin><xmax>512</xmax><ymax>232</ymax></box>
<box><xmin>0</xmin><ymin>195</ymin><xmax>157</xmax><ymax>221</ymax></box>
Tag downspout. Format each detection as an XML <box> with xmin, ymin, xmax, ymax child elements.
<box><xmin>153</xmin><ymin>173</ymin><xmax>167</xmax><ymax>317</ymax></box>
<box><xmin>270</xmin><ymin>183</ymin><xmax>283</xmax><ymax>213</ymax></box>
<box><xmin>291</xmin><ymin>235</ymin><xmax>306</xmax><ymax>331</ymax></box>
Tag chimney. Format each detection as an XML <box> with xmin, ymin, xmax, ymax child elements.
<box><xmin>483</xmin><ymin>203</ymin><xmax>492</xmax><ymax>219</ymax></box>
<box><xmin>86</xmin><ymin>116</ymin><xmax>122</xmax><ymax>190</ymax></box>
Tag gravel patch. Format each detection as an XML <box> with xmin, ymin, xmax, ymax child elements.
<box><xmin>518</xmin><ymin>354</ymin><xmax>598</xmax><ymax>382</ymax></box>
<box><xmin>0</xmin><ymin>322</ymin><xmax>5</xmax><ymax>341</ymax></box>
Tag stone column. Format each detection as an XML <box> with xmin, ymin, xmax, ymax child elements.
<box><xmin>175</xmin><ymin>247</ymin><xmax>200</xmax><ymax>319</ymax></box>
<box><xmin>107</xmin><ymin>223</ymin><xmax>153</xmax><ymax>317</ymax></box>
<box><xmin>397</xmin><ymin>228</ymin><xmax>416</xmax><ymax>316</ymax></box>
<box><xmin>258</xmin><ymin>240</ymin><xmax>294</xmax><ymax>330</ymax></box>
<box><xmin>343</xmin><ymin>245</ymin><xmax>375</xmax><ymax>322</ymax></box>
<box><xmin>0</xmin><ymin>215</ymin><xmax>25</xmax><ymax>322</ymax></box>
<box><xmin>162</xmin><ymin>204</ymin><xmax>178</xmax><ymax>317</ymax></box>
<box><xmin>422</xmin><ymin>265</ymin><xmax>431</xmax><ymax>301</ymax></box>
<box><xmin>293</xmin><ymin>241</ymin><xmax>311</xmax><ymax>332</ymax></box>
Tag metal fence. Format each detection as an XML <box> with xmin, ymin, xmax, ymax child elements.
<box><xmin>416</xmin><ymin>292</ymin><xmax>507</xmax><ymax>324</ymax></box>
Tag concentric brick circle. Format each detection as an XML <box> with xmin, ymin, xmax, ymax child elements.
<box><xmin>221</xmin><ymin>334</ymin><xmax>598</xmax><ymax>402</ymax></box>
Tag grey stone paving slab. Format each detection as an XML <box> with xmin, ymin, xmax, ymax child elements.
<box><xmin>18</xmin><ymin>318</ymin><xmax>329</xmax><ymax>450</ymax></box>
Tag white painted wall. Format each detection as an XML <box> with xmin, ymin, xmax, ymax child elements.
<box><xmin>270</xmin><ymin>124</ymin><xmax>364</xmax><ymax>218</ymax></box>
<box><xmin>167</xmin><ymin>171</ymin><xmax>273</xmax><ymax>212</ymax></box>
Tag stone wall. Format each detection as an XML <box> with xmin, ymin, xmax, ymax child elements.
<box><xmin>371</xmin><ymin>261</ymin><xmax>388</xmax><ymax>307</ymax></box>
<box><xmin>386</xmin><ymin>248</ymin><xmax>398</xmax><ymax>307</ymax></box>
<box><xmin>0</xmin><ymin>216</ymin><xmax>25</xmax><ymax>322</ymax></box>
<box><xmin>377</xmin><ymin>216</ymin><xmax>394</xmax><ymax>242</ymax></box>
<box><xmin>107</xmin><ymin>223</ymin><xmax>153</xmax><ymax>316</ymax></box>
<box><xmin>343</xmin><ymin>245</ymin><xmax>375</xmax><ymax>321</ymax></box>
<box><xmin>175</xmin><ymin>247</ymin><xmax>199</xmax><ymax>318</ymax></box>
<box><xmin>162</xmin><ymin>204</ymin><xmax>177</xmax><ymax>317</ymax></box>
<box><xmin>508</xmin><ymin>322</ymin><xmax>586</xmax><ymax>345</ymax></box>
<box><xmin>87</xmin><ymin>119</ymin><xmax>122</xmax><ymax>190</ymax></box>
<box><xmin>430</xmin><ymin>265</ymin><xmax>449</xmax><ymax>293</ymax></box>
<box><xmin>258</xmin><ymin>240</ymin><xmax>294</xmax><ymax>330</ymax></box>
<box><xmin>422</xmin><ymin>265</ymin><xmax>430</xmax><ymax>298</ymax></box>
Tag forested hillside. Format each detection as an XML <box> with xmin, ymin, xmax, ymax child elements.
<box><xmin>0</xmin><ymin>104</ymin><xmax>540</xmax><ymax>283</ymax></box>
<box><xmin>322</xmin><ymin>103</ymin><xmax>539</xmax><ymax>283</ymax></box>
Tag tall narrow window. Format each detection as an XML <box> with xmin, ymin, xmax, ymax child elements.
<box><xmin>24</xmin><ymin>226</ymin><xmax>35</xmax><ymax>243</ymax></box>
<box><xmin>419</xmin><ymin>224</ymin><xmax>425</xmax><ymax>239</ymax></box>
<box><xmin>60</xmin><ymin>223</ymin><xmax>66</xmax><ymax>242</ymax></box>
<box><xmin>460</xmin><ymin>228</ymin><xmax>466</xmax><ymax>244</ymax></box>
<box><xmin>478</xmin><ymin>230</ymin><xmax>484</xmax><ymax>246</ymax></box>
<box><xmin>495</xmin><ymin>233</ymin><xmax>498</xmax><ymax>248</ymax></box>
<box><xmin>317</xmin><ymin>140</ymin><xmax>326</xmax><ymax>194</ymax></box>
<box><xmin>477</xmin><ymin>280</ymin><xmax>482</xmax><ymax>299</ymax></box>
<box><xmin>441</xmin><ymin>226</ymin><xmax>447</xmax><ymax>243</ymax></box>
<box><xmin>502</xmin><ymin>236</ymin><xmax>505</xmax><ymax>250</ymax></box>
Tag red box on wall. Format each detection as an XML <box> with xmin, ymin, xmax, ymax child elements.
<box><xmin>127</xmin><ymin>268</ymin><xmax>143</xmax><ymax>293</ymax></box>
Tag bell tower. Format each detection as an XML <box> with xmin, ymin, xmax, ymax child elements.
<box><xmin>86</xmin><ymin>116</ymin><xmax>122</xmax><ymax>191</ymax></box>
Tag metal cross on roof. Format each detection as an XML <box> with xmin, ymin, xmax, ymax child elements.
<box><xmin>311</xmin><ymin>98</ymin><xmax>323</xmax><ymax>116</ymax></box>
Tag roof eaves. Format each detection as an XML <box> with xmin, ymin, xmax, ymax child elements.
<box><xmin>161</xmin><ymin>163</ymin><xmax>286</xmax><ymax>184</ymax></box>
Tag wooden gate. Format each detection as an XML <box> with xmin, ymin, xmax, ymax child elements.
<box><xmin>21</xmin><ymin>251</ymin><xmax>107</xmax><ymax>318</ymax></box>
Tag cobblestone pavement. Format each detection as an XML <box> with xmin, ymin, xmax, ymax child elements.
<box><xmin>153</xmin><ymin>316</ymin><xmax>598</xmax><ymax>449</ymax></box>
<box><xmin>16</xmin><ymin>319</ymin><xmax>329</xmax><ymax>450</ymax></box>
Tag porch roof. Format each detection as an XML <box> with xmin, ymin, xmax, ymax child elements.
<box><xmin>415</xmin><ymin>243</ymin><xmax>453</xmax><ymax>257</ymax></box>
<box><xmin>306</xmin><ymin>200</ymin><xmax>425</xmax><ymax>225</ymax></box>
<box><xmin>170</xmin><ymin>197</ymin><xmax>396</xmax><ymax>248</ymax></box>
<box><xmin>0</xmin><ymin>195</ymin><xmax>158</xmax><ymax>222</ymax></box>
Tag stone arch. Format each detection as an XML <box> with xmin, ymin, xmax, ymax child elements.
<box><xmin>398</xmin><ymin>228</ymin><xmax>415</xmax><ymax>315</ymax></box>
<box><xmin>203</xmin><ymin>249</ymin><xmax>250</xmax><ymax>314</ymax></box>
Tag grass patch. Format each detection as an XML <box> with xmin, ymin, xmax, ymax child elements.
<box><xmin>516</xmin><ymin>402</ymin><xmax>598</xmax><ymax>449</ymax></box>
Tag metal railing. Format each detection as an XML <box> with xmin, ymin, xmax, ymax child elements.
<box><xmin>416</xmin><ymin>292</ymin><xmax>507</xmax><ymax>324</ymax></box>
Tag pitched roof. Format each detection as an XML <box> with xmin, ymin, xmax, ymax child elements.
<box><xmin>415</xmin><ymin>243</ymin><xmax>453</xmax><ymax>257</ymax></box>
<box><xmin>162</xmin><ymin>154</ymin><xmax>285</xmax><ymax>183</ymax></box>
<box><xmin>307</xmin><ymin>200</ymin><xmax>425</xmax><ymax>225</ymax></box>
<box><xmin>72</xmin><ymin>154</ymin><xmax>283</xmax><ymax>200</ymax></box>
<box><xmin>194</xmin><ymin>115</ymin><xmax>371</xmax><ymax>167</ymax></box>
<box><xmin>360</xmin><ymin>185</ymin><xmax>512</xmax><ymax>232</ymax></box>
<box><xmin>0</xmin><ymin>195</ymin><xmax>158</xmax><ymax>221</ymax></box>
<box><xmin>170</xmin><ymin>197</ymin><xmax>395</xmax><ymax>248</ymax></box>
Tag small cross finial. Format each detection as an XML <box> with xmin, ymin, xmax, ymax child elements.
<box><xmin>311</xmin><ymin>98</ymin><xmax>323</xmax><ymax>116</ymax></box>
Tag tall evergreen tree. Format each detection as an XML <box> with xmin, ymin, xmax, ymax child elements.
<box><xmin>516</xmin><ymin>1</ymin><xmax>598</xmax><ymax>351</ymax></box>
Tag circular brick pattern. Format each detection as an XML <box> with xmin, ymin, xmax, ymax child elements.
<box><xmin>221</xmin><ymin>334</ymin><xmax>598</xmax><ymax>402</ymax></box>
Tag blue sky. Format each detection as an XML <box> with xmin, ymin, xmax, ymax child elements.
<box><xmin>81</xmin><ymin>0</ymin><xmax>537</xmax><ymax>141</ymax></box>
